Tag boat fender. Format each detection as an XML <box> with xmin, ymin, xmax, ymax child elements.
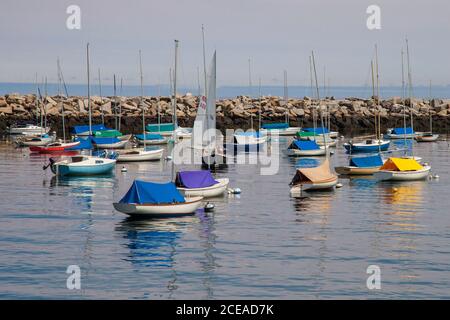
<box><xmin>165</xmin><ymin>155</ymin><xmax>173</xmax><ymax>161</ymax></box>
<box><xmin>121</xmin><ymin>166</ymin><xmax>127</xmax><ymax>173</ymax></box>
<box><xmin>336</xmin><ymin>183</ymin><xmax>343</xmax><ymax>188</ymax></box>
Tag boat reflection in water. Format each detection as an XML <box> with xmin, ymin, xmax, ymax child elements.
<box><xmin>49</xmin><ymin>174</ymin><xmax>116</xmax><ymax>213</ymax></box>
<box><xmin>115</xmin><ymin>209</ymin><xmax>217</xmax><ymax>299</ymax></box>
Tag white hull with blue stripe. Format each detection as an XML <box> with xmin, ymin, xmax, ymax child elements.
<box><xmin>51</xmin><ymin>156</ymin><xmax>116</xmax><ymax>176</ymax></box>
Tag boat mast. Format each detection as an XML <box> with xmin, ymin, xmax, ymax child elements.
<box><xmin>98</xmin><ymin>68</ymin><xmax>104</xmax><ymax>125</ymax></box>
<box><xmin>429</xmin><ymin>80</ymin><xmax>433</xmax><ymax>133</ymax></box>
<box><xmin>371</xmin><ymin>60</ymin><xmax>377</xmax><ymax>141</ymax></box>
<box><xmin>139</xmin><ymin>50</ymin><xmax>146</xmax><ymax>150</ymax></box>
<box><xmin>86</xmin><ymin>43</ymin><xmax>92</xmax><ymax>136</ymax></box>
<box><xmin>119</xmin><ymin>78</ymin><xmax>123</xmax><ymax>131</ymax></box>
<box><xmin>258</xmin><ymin>77</ymin><xmax>262</xmax><ymax>130</ymax></box>
<box><xmin>375</xmin><ymin>44</ymin><xmax>381</xmax><ymax>142</ymax></box>
<box><xmin>35</xmin><ymin>73</ymin><xmax>42</xmax><ymax>135</ymax></box>
<box><xmin>406</xmin><ymin>38</ymin><xmax>414</xmax><ymax>157</ymax></box>
<box><xmin>284</xmin><ymin>70</ymin><xmax>288</xmax><ymax>125</ymax></box>
<box><xmin>44</xmin><ymin>76</ymin><xmax>48</xmax><ymax>130</ymax></box>
<box><xmin>113</xmin><ymin>74</ymin><xmax>117</xmax><ymax>130</ymax></box>
<box><xmin>171</xmin><ymin>40</ymin><xmax>179</xmax><ymax>182</ymax></box>
<box><xmin>202</xmin><ymin>25</ymin><xmax>207</xmax><ymax>98</ymax></box>
<box><xmin>309</xmin><ymin>55</ymin><xmax>316</xmax><ymax>142</ymax></box>
<box><xmin>57</xmin><ymin>57</ymin><xmax>66</xmax><ymax>142</ymax></box>
<box><xmin>158</xmin><ymin>77</ymin><xmax>161</xmax><ymax>129</ymax></box>
<box><xmin>311</xmin><ymin>51</ymin><xmax>328</xmax><ymax>154</ymax></box>
<box><xmin>401</xmin><ymin>48</ymin><xmax>407</xmax><ymax>153</ymax></box>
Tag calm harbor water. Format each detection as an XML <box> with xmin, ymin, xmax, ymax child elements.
<box><xmin>0</xmin><ymin>137</ymin><xmax>450</xmax><ymax>299</ymax></box>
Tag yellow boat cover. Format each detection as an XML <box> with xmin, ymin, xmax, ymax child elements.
<box><xmin>380</xmin><ymin>157</ymin><xmax>423</xmax><ymax>171</ymax></box>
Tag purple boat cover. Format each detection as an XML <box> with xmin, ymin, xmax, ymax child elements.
<box><xmin>176</xmin><ymin>170</ymin><xmax>218</xmax><ymax>188</ymax></box>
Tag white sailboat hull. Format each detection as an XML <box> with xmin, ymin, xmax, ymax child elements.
<box><xmin>9</xmin><ymin>125</ymin><xmax>50</xmax><ymax>135</ymax></box>
<box><xmin>287</xmin><ymin>146</ymin><xmax>326</xmax><ymax>156</ymax></box>
<box><xmin>374</xmin><ymin>166</ymin><xmax>431</xmax><ymax>181</ymax></box>
<box><xmin>260</xmin><ymin>127</ymin><xmax>300</xmax><ymax>136</ymax></box>
<box><xmin>177</xmin><ymin>178</ymin><xmax>229</xmax><ymax>198</ymax></box>
<box><xmin>137</xmin><ymin>137</ymin><xmax>168</xmax><ymax>145</ymax></box>
<box><xmin>290</xmin><ymin>177</ymin><xmax>338</xmax><ymax>194</ymax></box>
<box><xmin>116</xmin><ymin>148</ymin><xmax>163</xmax><ymax>162</ymax></box>
<box><xmin>415</xmin><ymin>134</ymin><xmax>439</xmax><ymax>142</ymax></box>
<box><xmin>113</xmin><ymin>196</ymin><xmax>203</xmax><ymax>217</ymax></box>
<box><xmin>94</xmin><ymin>139</ymin><xmax>128</xmax><ymax>149</ymax></box>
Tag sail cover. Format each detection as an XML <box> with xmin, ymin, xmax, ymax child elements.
<box><xmin>176</xmin><ymin>170</ymin><xmax>218</xmax><ymax>188</ymax></box>
<box><xmin>119</xmin><ymin>180</ymin><xmax>185</xmax><ymax>204</ymax></box>
<box><xmin>380</xmin><ymin>158</ymin><xmax>423</xmax><ymax>171</ymax></box>
<box><xmin>91</xmin><ymin>137</ymin><xmax>121</xmax><ymax>144</ymax></box>
<box><xmin>350</xmin><ymin>155</ymin><xmax>383</xmax><ymax>168</ymax></box>
<box><xmin>302</xmin><ymin>127</ymin><xmax>329</xmax><ymax>134</ymax></box>
<box><xmin>291</xmin><ymin>140</ymin><xmax>320</xmax><ymax>150</ymax></box>
<box><xmin>262</xmin><ymin>123</ymin><xmax>289</xmax><ymax>130</ymax></box>
<box><xmin>392</xmin><ymin>127</ymin><xmax>414</xmax><ymax>135</ymax></box>
<box><xmin>71</xmin><ymin>124</ymin><xmax>110</xmax><ymax>134</ymax></box>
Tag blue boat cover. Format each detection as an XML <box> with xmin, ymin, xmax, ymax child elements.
<box><xmin>292</xmin><ymin>140</ymin><xmax>320</xmax><ymax>150</ymax></box>
<box><xmin>392</xmin><ymin>127</ymin><xmax>414</xmax><ymax>135</ymax></box>
<box><xmin>302</xmin><ymin>127</ymin><xmax>329</xmax><ymax>134</ymax></box>
<box><xmin>92</xmin><ymin>137</ymin><xmax>121</xmax><ymax>144</ymax></box>
<box><xmin>135</xmin><ymin>133</ymin><xmax>164</xmax><ymax>140</ymax></box>
<box><xmin>66</xmin><ymin>137</ymin><xmax>93</xmax><ymax>150</ymax></box>
<box><xmin>262</xmin><ymin>123</ymin><xmax>289</xmax><ymax>130</ymax></box>
<box><xmin>350</xmin><ymin>155</ymin><xmax>383</xmax><ymax>168</ymax></box>
<box><xmin>71</xmin><ymin>124</ymin><xmax>111</xmax><ymax>134</ymax></box>
<box><xmin>176</xmin><ymin>170</ymin><xmax>218</xmax><ymax>188</ymax></box>
<box><xmin>120</xmin><ymin>180</ymin><xmax>185</xmax><ymax>204</ymax></box>
<box><xmin>235</xmin><ymin>131</ymin><xmax>263</xmax><ymax>137</ymax></box>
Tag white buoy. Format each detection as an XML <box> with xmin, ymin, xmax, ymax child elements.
<box><xmin>336</xmin><ymin>183</ymin><xmax>343</xmax><ymax>188</ymax></box>
<box><xmin>121</xmin><ymin>166</ymin><xmax>127</xmax><ymax>172</ymax></box>
<box><xmin>165</xmin><ymin>155</ymin><xmax>173</xmax><ymax>161</ymax></box>
<box><xmin>204</xmin><ymin>202</ymin><xmax>215</xmax><ymax>212</ymax></box>
<box><xmin>433</xmin><ymin>174</ymin><xmax>439</xmax><ymax>179</ymax></box>
<box><xmin>228</xmin><ymin>188</ymin><xmax>241</xmax><ymax>194</ymax></box>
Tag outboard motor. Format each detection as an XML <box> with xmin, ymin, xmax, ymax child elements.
<box><xmin>43</xmin><ymin>158</ymin><xmax>56</xmax><ymax>171</ymax></box>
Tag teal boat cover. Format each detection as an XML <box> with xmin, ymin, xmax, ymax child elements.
<box><xmin>262</xmin><ymin>123</ymin><xmax>289</xmax><ymax>130</ymax></box>
<box><xmin>291</xmin><ymin>140</ymin><xmax>320</xmax><ymax>150</ymax></box>
<box><xmin>146</xmin><ymin>123</ymin><xmax>175</xmax><ymax>132</ymax></box>
<box><xmin>135</xmin><ymin>133</ymin><xmax>164</xmax><ymax>140</ymax></box>
<box><xmin>350</xmin><ymin>155</ymin><xmax>383</xmax><ymax>168</ymax></box>
<box><xmin>119</xmin><ymin>180</ymin><xmax>185</xmax><ymax>204</ymax></box>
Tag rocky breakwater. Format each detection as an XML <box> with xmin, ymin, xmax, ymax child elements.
<box><xmin>1</xmin><ymin>93</ymin><xmax>450</xmax><ymax>136</ymax></box>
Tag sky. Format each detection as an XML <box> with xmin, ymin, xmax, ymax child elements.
<box><xmin>1</xmin><ymin>0</ymin><xmax>450</xmax><ymax>87</ymax></box>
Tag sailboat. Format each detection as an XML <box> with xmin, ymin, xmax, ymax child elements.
<box><xmin>416</xmin><ymin>81</ymin><xmax>439</xmax><ymax>142</ymax></box>
<box><xmin>48</xmin><ymin>43</ymin><xmax>116</xmax><ymax>176</ymax></box>
<box><xmin>116</xmin><ymin>50</ymin><xmax>163</xmax><ymax>162</ymax></box>
<box><xmin>287</xmin><ymin>139</ymin><xmax>326</xmax><ymax>156</ymax></box>
<box><xmin>113</xmin><ymin>180</ymin><xmax>203</xmax><ymax>217</ymax></box>
<box><xmin>289</xmin><ymin>51</ymin><xmax>338</xmax><ymax>194</ymax></box>
<box><xmin>344</xmin><ymin>48</ymin><xmax>390</xmax><ymax>153</ymax></box>
<box><xmin>375</xmin><ymin>39</ymin><xmax>432</xmax><ymax>181</ymax></box>
<box><xmin>175</xmin><ymin>170</ymin><xmax>229</xmax><ymax>197</ymax></box>
<box><xmin>335</xmin><ymin>154</ymin><xmax>384</xmax><ymax>175</ymax></box>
